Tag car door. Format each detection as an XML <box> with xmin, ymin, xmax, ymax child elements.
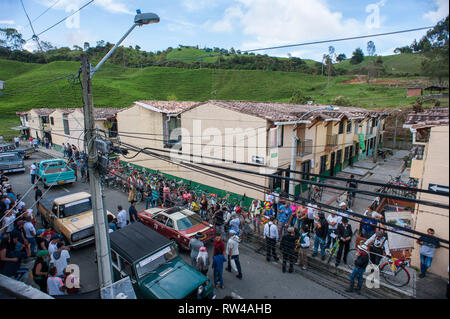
<box><xmin>151</xmin><ymin>214</ymin><xmax>169</xmax><ymax>236</ymax></box>
<box><xmin>165</xmin><ymin>217</ymin><xmax>177</xmax><ymax>239</ymax></box>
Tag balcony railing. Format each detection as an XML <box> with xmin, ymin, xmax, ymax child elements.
<box><xmin>326</xmin><ymin>134</ymin><xmax>338</xmax><ymax>146</ymax></box>
<box><xmin>297</xmin><ymin>139</ymin><xmax>313</xmax><ymax>157</ymax></box>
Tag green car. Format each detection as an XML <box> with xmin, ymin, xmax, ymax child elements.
<box><xmin>109</xmin><ymin>222</ymin><xmax>215</xmax><ymax>299</ymax></box>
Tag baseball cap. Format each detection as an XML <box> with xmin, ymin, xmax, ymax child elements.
<box><xmin>229</xmin><ymin>229</ymin><xmax>236</xmax><ymax>236</ymax></box>
<box><xmin>339</xmin><ymin>202</ymin><xmax>347</xmax><ymax>207</ymax></box>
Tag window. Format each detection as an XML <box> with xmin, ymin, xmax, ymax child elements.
<box><xmin>166</xmin><ymin>218</ymin><xmax>174</xmax><ymax>228</ymax></box>
<box><xmin>163</xmin><ymin>114</ymin><xmax>181</xmax><ymax>148</ymax></box>
<box><xmin>354</xmin><ymin>120</ymin><xmax>359</xmax><ymax>134</ymax></box>
<box><xmin>153</xmin><ymin>214</ymin><xmax>168</xmax><ymax>225</ymax></box>
<box><xmin>50</xmin><ymin>117</ymin><xmax>54</xmax><ymax>125</ymax></box>
<box><xmin>344</xmin><ymin>147</ymin><xmax>349</xmax><ymax>161</ymax></box>
<box><xmin>111</xmin><ymin>251</ymin><xmax>119</xmax><ymax>265</ymax></box>
<box><xmin>41</xmin><ymin>116</ymin><xmax>49</xmax><ymax>124</ymax></box>
<box><xmin>346</xmin><ymin>121</ymin><xmax>352</xmax><ymax>133</ymax></box>
<box><xmin>319</xmin><ymin>155</ymin><xmax>327</xmax><ymax>174</ymax></box>
<box><xmin>120</xmin><ymin>258</ymin><xmax>133</xmax><ymax>277</ymax></box>
<box><xmin>63</xmin><ymin>114</ymin><xmax>70</xmax><ymax>135</ymax></box>
<box><xmin>338</xmin><ymin>121</ymin><xmax>344</xmax><ymax>134</ymax></box>
<box><xmin>269</xmin><ymin>126</ymin><xmax>283</xmax><ymax>148</ymax></box>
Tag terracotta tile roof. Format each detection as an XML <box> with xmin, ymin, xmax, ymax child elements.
<box><xmin>134</xmin><ymin>100</ymin><xmax>203</xmax><ymax>114</ymax></box>
<box><xmin>193</xmin><ymin>100</ymin><xmax>378</xmax><ymax>123</ymax></box>
<box><xmin>93</xmin><ymin>107</ymin><xmax>125</xmax><ymax>120</ymax></box>
<box><xmin>31</xmin><ymin>108</ymin><xmax>57</xmax><ymax>116</ymax></box>
<box><xmin>404</xmin><ymin>107</ymin><xmax>449</xmax><ymax>128</ymax></box>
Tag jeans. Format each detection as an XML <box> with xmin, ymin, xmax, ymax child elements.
<box><xmin>326</xmin><ymin>229</ymin><xmax>338</xmax><ymax>249</ymax></box>
<box><xmin>227</xmin><ymin>255</ymin><xmax>242</xmax><ymax>276</ymax></box>
<box><xmin>26</xmin><ymin>237</ymin><xmax>36</xmax><ymax>256</ymax></box>
<box><xmin>145</xmin><ymin>197</ymin><xmax>152</xmax><ymax>209</ymax></box>
<box><xmin>420</xmin><ymin>254</ymin><xmax>433</xmax><ymax>275</ymax></box>
<box><xmin>31</xmin><ymin>174</ymin><xmax>36</xmax><ymax>184</ymax></box>
<box><xmin>313</xmin><ymin>234</ymin><xmax>326</xmax><ymax>257</ymax></box>
<box><xmin>200</xmin><ymin>209</ymin><xmax>207</xmax><ymax>219</ymax></box>
<box><xmin>350</xmin><ymin>267</ymin><xmax>367</xmax><ymax>289</ymax></box>
<box><xmin>214</xmin><ymin>270</ymin><xmax>224</xmax><ymax>287</ymax></box>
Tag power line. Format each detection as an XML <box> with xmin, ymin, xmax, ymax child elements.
<box><xmin>24</xmin><ymin>0</ymin><xmax>95</xmax><ymax>42</ymax></box>
<box><xmin>119</xmin><ymin>140</ymin><xmax>449</xmax><ymax>247</ymax></box>
<box><xmin>23</xmin><ymin>0</ymin><xmax>62</xmax><ymax>30</ymax></box>
<box><xmin>118</xmin><ymin>141</ymin><xmax>449</xmax><ymax>210</ymax></box>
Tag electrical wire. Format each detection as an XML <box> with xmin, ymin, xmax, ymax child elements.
<box><xmin>118</xmin><ymin>141</ymin><xmax>449</xmax><ymax>247</ymax></box>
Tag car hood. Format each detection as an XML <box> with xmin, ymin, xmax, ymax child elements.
<box><xmin>142</xmin><ymin>260</ymin><xmax>207</xmax><ymax>299</ymax></box>
<box><xmin>60</xmin><ymin>210</ymin><xmax>94</xmax><ymax>233</ymax></box>
<box><xmin>178</xmin><ymin>223</ymin><xmax>213</xmax><ymax>238</ymax></box>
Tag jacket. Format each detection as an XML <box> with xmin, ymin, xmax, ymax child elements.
<box><xmin>280</xmin><ymin>234</ymin><xmax>296</xmax><ymax>254</ymax></box>
<box><xmin>315</xmin><ymin>217</ymin><xmax>328</xmax><ymax>239</ymax></box>
<box><xmin>337</xmin><ymin>223</ymin><xmax>353</xmax><ymax>241</ymax></box>
<box><xmin>354</xmin><ymin>252</ymin><xmax>369</xmax><ymax>269</ymax></box>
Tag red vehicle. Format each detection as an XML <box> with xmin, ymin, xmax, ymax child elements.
<box><xmin>138</xmin><ymin>206</ymin><xmax>215</xmax><ymax>250</ymax></box>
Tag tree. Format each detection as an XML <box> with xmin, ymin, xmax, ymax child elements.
<box><xmin>394</xmin><ymin>46</ymin><xmax>412</xmax><ymax>54</ymax></box>
<box><xmin>336</xmin><ymin>53</ymin><xmax>346</xmax><ymax>62</ymax></box>
<box><xmin>96</xmin><ymin>40</ymin><xmax>105</xmax><ymax>47</ymax></box>
<box><xmin>83</xmin><ymin>42</ymin><xmax>90</xmax><ymax>51</ymax></box>
<box><xmin>73</xmin><ymin>45</ymin><xmax>83</xmax><ymax>51</ymax></box>
<box><xmin>367</xmin><ymin>41</ymin><xmax>376</xmax><ymax>56</ymax></box>
<box><xmin>40</xmin><ymin>41</ymin><xmax>55</xmax><ymax>52</ymax></box>
<box><xmin>350</xmin><ymin>48</ymin><xmax>364</xmax><ymax>64</ymax></box>
<box><xmin>0</xmin><ymin>28</ymin><xmax>25</xmax><ymax>50</ymax></box>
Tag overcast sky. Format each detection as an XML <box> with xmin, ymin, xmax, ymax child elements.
<box><xmin>1</xmin><ymin>0</ymin><xmax>448</xmax><ymax>62</ymax></box>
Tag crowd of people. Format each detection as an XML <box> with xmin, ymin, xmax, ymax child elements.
<box><xmin>0</xmin><ymin>170</ymin><xmax>80</xmax><ymax>297</ymax></box>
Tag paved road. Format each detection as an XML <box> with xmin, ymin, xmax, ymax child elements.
<box><xmin>8</xmin><ymin>150</ymin><xmax>345</xmax><ymax>299</ymax></box>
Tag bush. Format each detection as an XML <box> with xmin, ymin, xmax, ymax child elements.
<box><xmin>332</xmin><ymin>96</ymin><xmax>352</xmax><ymax>106</ymax></box>
<box><xmin>289</xmin><ymin>90</ymin><xmax>312</xmax><ymax>104</ymax></box>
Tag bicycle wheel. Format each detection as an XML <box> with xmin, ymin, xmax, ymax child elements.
<box><xmin>346</xmin><ymin>249</ymin><xmax>358</xmax><ymax>271</ymax></box>
<box><xmin>327</xmin><ymin>246</ymin><xmax>336</xmax><ymax>264</ymax></box>
<box><xmin>380</xmin><ymin>263</ymin><xmax>410</xmax><ymax>287</ymax></box>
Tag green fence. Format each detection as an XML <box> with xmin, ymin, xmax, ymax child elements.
<box><xmin>122</xmin><ymin>161</ymin><xmax>255</xmax><ymax>208</ymax></box>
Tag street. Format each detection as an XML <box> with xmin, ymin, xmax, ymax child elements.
<box><xmin>11</xmin><ymin>150</ymin><xmax>346</xmax><ymax>299</ymax></box>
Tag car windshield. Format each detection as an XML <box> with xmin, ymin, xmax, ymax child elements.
<box><xmin>176</xmin><ymin>213</ymin><xmax>204</xmax><ymax>231</ymax></box>
<box><xmin>135</xmin><ymin>245</ymin><xmax>178</xmax><ymax>279</ymax></box>
<box><xmin>0</xmin><ymin>155</ymin><xmax>18</xmax><ymax>162</ymax></box>
<box><xmin>60</xmin><ymin>197</ymin><xmax>92</xmax><ymax>218</ymax></box>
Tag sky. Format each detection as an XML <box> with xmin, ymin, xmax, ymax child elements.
<box><xmin>0</xmin><ymin>0</ymin><xmax>448</xmax><ymax>62</ymax></box>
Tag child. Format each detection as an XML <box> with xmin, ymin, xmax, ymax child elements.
<box><xmin>212</xmin><ymin>250</ymin><xmax>227</xmax><ymax>289</ymax></box>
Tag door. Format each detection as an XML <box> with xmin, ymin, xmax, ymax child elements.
<box><xmin>349</xmin><ymin>146</ymin><xmax>354</xmax><ymax>166</ymax></box>
<box><xmin>300</xmin><ymin>161</ymin><xmax>311</xmax><ymax>194</ymax></box>
<box><xmin>152</xmin><ymin>214</ymin><xmax>169</xmax><ymax>237</ymax></box>
<box><xmin>330</xmin><ymin>152</ymin><xmax>336</xmax><ymax>176</ymax></box>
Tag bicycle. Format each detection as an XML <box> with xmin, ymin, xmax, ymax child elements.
<box><xmin>325</xmin><ymin>233</ymin><xmax>340</xmax><ymax>264</ymax></box>
<box><xmin>345</xmin><ymin>246</ymin><xmax>411</xmax><ymax>287</ymax></box>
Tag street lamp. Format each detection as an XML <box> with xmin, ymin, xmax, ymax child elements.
<box><xmin>90</xmin><ymin>10</ymin><xmax>160</xmax><ymax>78</ymax></box>
<box><xmin>288</xmin><ymin>105</ymin><xmax>340</xmax><ymax>199</ymax></box>
<box><xmin>82</xmin><ymin>9</ymin><xmax>159</xmax><ymax>290</ymax></box>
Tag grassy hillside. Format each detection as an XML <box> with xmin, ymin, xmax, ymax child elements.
<box><xmin>336</xmin><ymin>53</ymin><xmax>426</xmax><ymax>75</ymax></box>
<box><xmin>0</xmin><ymin>58</ymin><xmax>440</xmax><ymax>139</ymax></box>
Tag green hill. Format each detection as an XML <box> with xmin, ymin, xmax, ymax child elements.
<box><xmin>336</xmin><ymin>53</ymin><xmax>427</xmax><ymax>76</ymax></box>
<box><xmin>0</xmin><ymin>58</ymin><xmax>439</xmax><ymax>139</ymax></box>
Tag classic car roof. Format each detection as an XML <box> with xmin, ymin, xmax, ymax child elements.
<box><xmin>53</xmin><ymin>192</ymin><xmax>91</xmax><ymax>205</ymax></box>
<box><xmin>40</xmin><ymin>158</ymin><xmax>66</xmax><ymax>163</ymax></box>
<box><xmin>149</xmin><ymin>206</ymin><xmax>195</xmax><ymax>221</ymax></box>
<box><xmin>110</xmin><ymin>222</ymin><xmax>171</xmax><ymax>263</ymax></box>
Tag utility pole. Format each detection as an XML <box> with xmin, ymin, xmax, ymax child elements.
<box><xmin>393</xmin><ymin>114</ymin><xmax>398</xmax><ymax>150</ymax></box>
<box><xmin>81</xmin><ymin>54</ymin><xmax>113</xmax><ymax>288</ymax></box>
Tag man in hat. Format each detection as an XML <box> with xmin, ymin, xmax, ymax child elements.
<box><xmin>338</xmin><ymin>201</ymin><xmax>353</xmax><ymax>221</ymax></box>
<box><xmin>189</xmin><ymin>232</ymin><xmax>204</xmax><ymax>268</ymax></box>
<box><xmin>226</xmin><ymin>230</ymin><xmax>242</xmax><ymax>279</ymax></box>
<box><xmin>335</xmin><ymin>217</ymin><xmax>353</xmax><ymax>267</ymax></box>
<box><xmin>346</xmin><ymin>243</ymin><xmax>370</xmax><ymax>294</ymax></box>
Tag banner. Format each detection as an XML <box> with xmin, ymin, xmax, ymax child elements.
<box><xmin>384</xmin><ymin>211</ymin><xmax>414</xmax><ymax>250</ymax></box>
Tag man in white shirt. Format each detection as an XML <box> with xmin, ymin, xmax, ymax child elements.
<box><xmin>264</xmin><ymin>217</ymin><xmax>279</xmax><ymax>262</ymax></box>
<box><xmin>23</xmin><ymin>216</ymin><xmax>37</xmax><ymax>256</ymax></box>
<box><xmin>14</xmin><ymin>136</ymin><xmax>20</xmax><ymax>148</ymax></box>
<box><xmin>48</xmin><ymin>235</ymin><xmax>60</xmax><ymax>256</ymax></box>
<box><xmin>116</xmin><ymin>205</ymin><xmax>127</xmax><ymax>229</ymax></box>
<box><xmin>50</xmin><ymin>242</ymin><xmax>71</xmax><ymax>277</ymax></box>
<box><xmin>2</xmin><ymin>210</ymin><xmax>15</xmax><ymax>235</ymax></box>
<box><xmin>338</xmin><ymin>202</ymin><xmax>353</xmax><ymax>220</ymax></box>
<box><xmin>226</xmin><ymin>230</ymin><xmax>242</xmax><ymax>279</ymax></box>
<box><xmin>326</xmin><ymin>211</ymin><xmax>341</xmax><ymax>249</ymax></box>
<box><xmin>30</xmin><ymin>163</ymin><xmax>37</xmax><ymax>185</ymax></box>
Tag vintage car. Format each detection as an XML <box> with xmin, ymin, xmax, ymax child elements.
<box><xmin>0</xmin><ymin>143</ymin><xmax>34</xmax><ymax>159</ymax></box>
<box><xmin>138</xmin><ymin>206</ymin><xmax>215</xmax><ymax>250</ymax></box>
<box><xmin>0</xmin><ymin>152</ymin><xmax>25</xmax><ymax>174</ymax></box>
<box><xmin>37</xmin><ymin>191</ymin><xmax>113</xmax><ymax>248</ymax></box>
<box><xmin>36</xmin><ymin>159</ymin><xmax>76</xmax><ymax>188</ymax></box>
<box><xmin>109</xmin><ymin>222</ymin><xmax>215</xmax><ymax>299</ymax></box>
